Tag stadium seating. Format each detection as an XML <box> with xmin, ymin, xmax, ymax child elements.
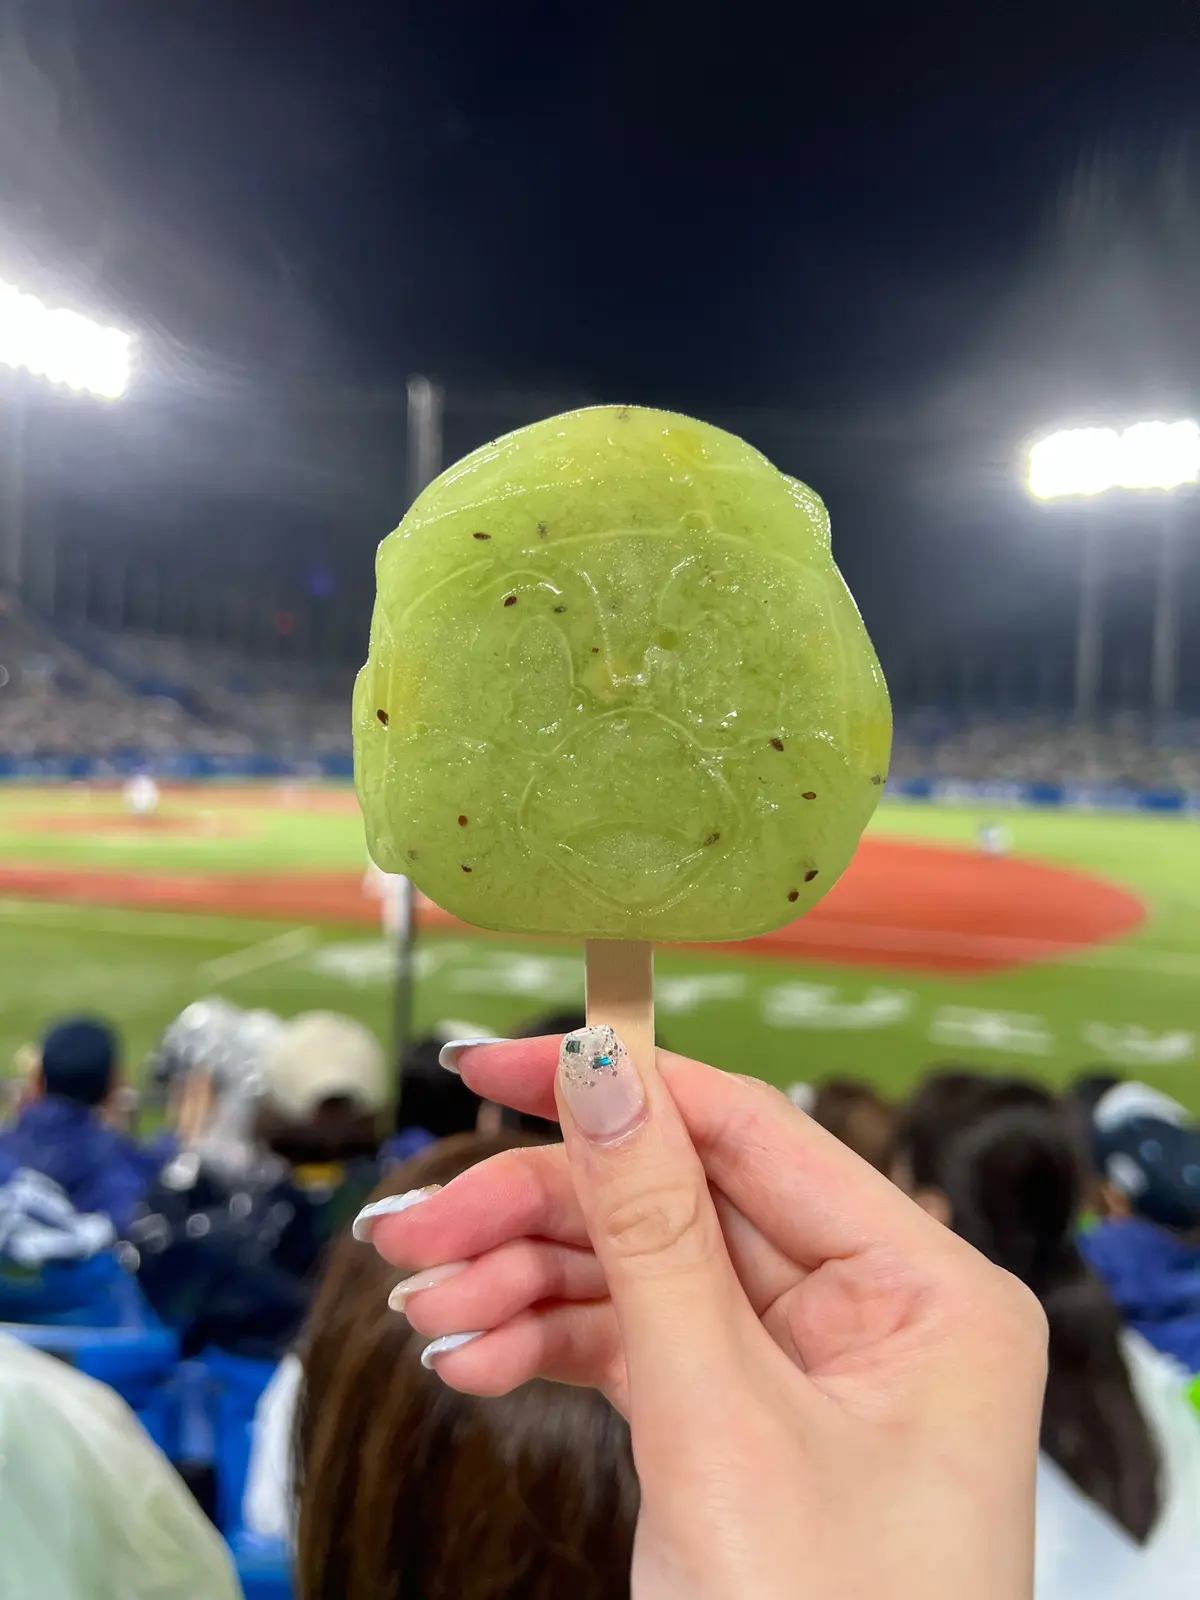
<box><xmin>200</xmin><ymin>1346</ymin><xmax>281</xmax><ymax>1534</ymax></box>
<box><xmin>889</xmin><ymin>710</ymin><xmax>1200</xmax><ymax>793</ymax></box>
<box><xmin>0</xmin><ymin>1249</ymin><xmax>142</xmax><ymax>1327</ymax></box>
<box><xmin>197</xmin><ymin>1347</ymin><xmax>294</xmax><ymax>1600</ymax></box>
<box><xmin>0</xmin><ymin>591</ymin><xmax>234</xmax><ymax>759</ymax></box>
<box><xmin>15</xmin><ymin>585</ymin><xmax>1200</xmax><ymax>782</ymax></box>
<box><xmin>0</xmin><ymin>1318</ymin><xmax>181</xmax><ymax>1451</ymax></box>
<box><xmin>76</xmin><ymin>624</ymin><xmax>350</xmax><ymax>757</ymax></box>
<box><xmin>0</xmin><ymin>1245</ymin><xmax>182</xmax><ymax>1451</ymax></box>
<box><xmin>227</xmin><ymin>1530</ymin><xmax>293</xmax><ymax>1600</ymax></box>
<box><xmin>0</xmin><ymin>592</ymin><xmax>350</xmax><ymax>761</ymax></box>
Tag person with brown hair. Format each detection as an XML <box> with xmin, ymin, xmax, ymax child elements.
<box><xmin>890</xmin><ymin>1074</ymin><xmax>1200</xmax><ymax>1597</ymax></box>
<box><xmin>809</xmin><ymin>1077</ymin><xmax>896</xmax><ymax>1171</ymax></box>
<box><xmin>294</xmin><ymin>1133</ymin><xmax>638</xmax><ymax>1600</ymax></box>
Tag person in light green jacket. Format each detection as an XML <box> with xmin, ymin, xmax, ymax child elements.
<box><xmin>0</xmin><ymin>1335</ymin><xmax>242</xmax><ymax>1600</ymax></box>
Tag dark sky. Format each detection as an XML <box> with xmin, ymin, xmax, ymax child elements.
<box><xmin>3</xmin><ymin>0</ymin><xmax>1200</xmax><ymax>701</ymax></box>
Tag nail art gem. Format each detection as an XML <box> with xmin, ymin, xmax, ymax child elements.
<box><xmin>560</xmin><ymin>1025</ymin><xmax>629</xmax><ymax>1092</ymax></box>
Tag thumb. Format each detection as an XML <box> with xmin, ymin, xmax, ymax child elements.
<box><xmin>555</xmin><ymin>1024</ymin><xmax>747</xmax><ymax>1432</ymax></box>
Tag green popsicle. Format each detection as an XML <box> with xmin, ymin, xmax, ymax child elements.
<box><xmin>354</xmin><ymin>405</ymin><xmax>891</xmax><ymax>942</ymax></box>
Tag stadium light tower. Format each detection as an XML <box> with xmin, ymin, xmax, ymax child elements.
<box><xmin>1026</xmin><ymin>420</ymin><xmax>1200</xmax><ymax>717</ymax></box>
<box><xmin>387</xmin><ymin>374</ymin><xmax>445</xmax><ymax>1090</ymax></box>
<box><xmin>0</xmin><ymin>275</ymin><xmax>135</xmax><ymax>595</ymax></box>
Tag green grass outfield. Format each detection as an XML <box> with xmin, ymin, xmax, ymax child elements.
<box><xmin>0</xmin><ymin>785</ymin><xmax>1198</xmax><ymax>1112</ymax></box>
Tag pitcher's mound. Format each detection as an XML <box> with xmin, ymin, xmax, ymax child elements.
<box><xmin>13</xmin><ymin>812</ymin><xmax>248</xmax><ymax>839</ymax></box>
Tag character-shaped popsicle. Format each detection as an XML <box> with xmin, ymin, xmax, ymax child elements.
<box><xmin>355</xmin><ymin>405</ymin><xmax>891</xmax><ymax>964</ymax></box>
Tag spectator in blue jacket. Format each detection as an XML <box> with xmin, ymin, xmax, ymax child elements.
<box><xmin>0</xmin><ymin>1018</ymin><xmax>159</xmax><ymax>1235</ymax></box>
<box><xmin>1078</xmin><ymin>1081</ymin><xmax>1200</xmax><ymax>1373</ymax></box>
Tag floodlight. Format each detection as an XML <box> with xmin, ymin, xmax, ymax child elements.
<box><xmin>1028</xmin><ymin>420</ymin><xmax>1200</xmax><ymax>500</ymax></box>
<box><xmin>0</xmin><ymin>276</ymin><xmax>132</xmax><ymax>399</ymax></box>
<box><xmin>1024</xmin><ymin>416</ymin><xmax>1197</xmax><ymax>718</ymax></box>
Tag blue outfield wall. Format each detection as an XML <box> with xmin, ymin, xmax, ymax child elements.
<box><xmin>889</xmin><ymin>778</ymin><xmax>1200</xmax><ymax>815</ymax></box>
<box><xmin>0</xmin><ymin>751</ymin><xmax>354</xmax><ymax>781</ymax></box>
<box><xmin>0</xmin><ymin>757</ymin><xmax>1196</xmax><ymax>814</ymax></box>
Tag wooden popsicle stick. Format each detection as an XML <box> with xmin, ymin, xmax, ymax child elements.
<box><xmin>585</xmin><ymin>939</ymin><xmax>655</xmax><ymax>1074</ymax></box>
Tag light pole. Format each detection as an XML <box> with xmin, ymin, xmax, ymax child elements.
<box><xmin>1152</xmin><ymin>504</ymin><xmax>1181</xmax><ymax>716</ymax></box>
<box><xmin>1075</xmin><ymin>516</ymin><xmax>1105</xmax><ymax>719</ymax></box>
<box><xmin>1026</xmin><ymin>420</ymin><xmax>1199</xmax><ymax>718</ymax></box>
<box><xmin>392</xmin><ymin>375</ymin><xmax>445</xmax><ymax>1098</ymax></box>
<box><xmin>406</xmin><ymin>374</ymin><xmax>443</xmax><ymax>509</ymax></box>
<box><xmin>0</xmin><ymin>275</ymin><xmax>133</xmax><ymax>598</ymax></box>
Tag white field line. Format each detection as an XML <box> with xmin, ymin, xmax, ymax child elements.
<box><xmin>1</xmin><ymin>892</ymin><xmax>1195</xmax><ymax>981</ymax></box>
<box><xmin>781</xmin><ymin>920</ymin><xmax>1200</xmax><ymax>976</ymax></box>
<box><xmin>201</xmin><ymin>926</ymin><xmax>318</xmax><ymax>983</ymax></box>
<box><xmin>0</xmin><ymin>896</ymin><xmax>292</xmax><ymax>943</ymax></box>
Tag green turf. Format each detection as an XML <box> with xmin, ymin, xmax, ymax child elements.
<box><xmin>0</xmin><ymin>787</ymin><xmax>365</xmax><ymax>874</ymax></box>
<box><xmin>0</xmin><ymin>786</ymin><xmax>1198</xmax><ymax>1114</ymax></box>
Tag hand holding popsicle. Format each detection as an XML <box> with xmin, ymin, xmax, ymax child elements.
<box><xmin>350</xmin><ymin>408</ymin><xmax>1043</xmax><ymax>1595</ymax></box>
<box><xmin>361</xmin><ymin>1036</ymin><xmax>1047</xmax><ymax>1600</ymax></box>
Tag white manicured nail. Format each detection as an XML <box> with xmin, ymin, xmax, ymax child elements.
<box><xmin>352</xmin><ymin>1186</ymin><xmax>438</xmax><ymax>1241</ymax></box>
<box><xmin>420</xmin><ymin>1331</ymin><xmax>483</xmax><ymax>1369</ymax></box>
<box><xmin>787</xmin><ymin>1082</ymin><xmax>816</xmax><ymax>1114</ymax></box>
<box><xmin>438</xmin><ymin>1037</ymin><xmax>511</xmax><ymax>1075</ymax></box>
<box><xmin>388</xmin><ymin>1260</ymin><xmax>468</xmax><ymax>1312</ymax></box>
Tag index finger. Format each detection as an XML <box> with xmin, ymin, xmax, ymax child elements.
<box><xmin>452</xmin><ymin>1035</ymin><xmax>560</xmax><ymax>1119</ymax></box>
<box><xmin>458</xmin><ymin>1039</ymin><xmax>946</xmax><ymax>1271</ymax></box>
<box><xmin>367</xmin><ymin>1140</ymin><xmax>589</xmax><ymax>1269</ymax></box>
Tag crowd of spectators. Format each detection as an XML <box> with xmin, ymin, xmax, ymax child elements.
<box><xmin>0</xmin><ymin>999</ymin><xmax>1197</xmax><ymax>1598</ymax></box>
<box><xmin>79</xmin><ymin>627</ymin><xmax>354</xmax><ymax>758</ymax></box>
<box><xmin>890</xmin><ymin>710</ymin><xmax>1200</xmax><ymax>792</ymax></box>
<box><xmin>9</xmin><ymin>588</ymin><xmax>1200</xmax><ymax>783</ymax></box>
<box><xmin>0</xmin><ymin>591</ymin><xmax>351</xmax><ymax>761</ymax></box>
<box><xmin>0</xmin><ymin>591</ymin><xmax>254</xmax><ymax>759</ymax></box>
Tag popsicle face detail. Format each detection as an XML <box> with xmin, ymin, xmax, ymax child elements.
<box><xmin>354</xmin><ymin>405</ymin><xmax>891</xmax><ymax>942</ymax></box>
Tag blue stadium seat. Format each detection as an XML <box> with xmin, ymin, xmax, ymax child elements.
<box><xmin>166</xmin><ymin>1357</ymin><xmax>218</xmax><ymax>1468</ymax></box>
<box><xmin>0</xmin><ymin>1250</ymin><xmax>143</xmax><ymax>1327</ymax></box>
<box><xmin>0</xmin><ymin>1251</ymin><xmax>184</xmax><ymax>1452</ymax></box>
<box><xmin>0</xmin><ymin>1318</ymin><xmax>180</xmax><ymax>1451</ymax></box>
<box><xmin>227</xmin><ymin>1529</ymin><xmax>293</xmax><ymax>1599</ymax></box>
<box><xmin>199</xmin><ymin>1347</ymin><xmax>280</xmax><ymax>1533</ymax></box>
<box><xmin>227</xmin><ymin>1531</ymin><xmax>293</xmax><ymax>1600</ymax></box>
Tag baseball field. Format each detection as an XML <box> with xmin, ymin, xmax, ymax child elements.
<box><xmin>0</xmin><ymin>782</ymin><xmax>1197</xmax><ymax>1112</ymax></box>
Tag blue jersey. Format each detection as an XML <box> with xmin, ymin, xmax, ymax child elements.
<box><xmin>0</xmin><ymin>1097</ymin><xmax>159</xmax><ymax>1235</ymax></box>
<box><xmin>1081</xmin><ymin>1216</ymin><xmax>1200</xmax><ymax>1373</ymax></box>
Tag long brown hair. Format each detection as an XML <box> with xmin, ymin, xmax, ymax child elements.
<box><xmin>892</xmin><ymin>1074</ymin><xmax>1161</xmax><ymax>1543</ymax></box>
<box><xmin>296</xmin><ymin>1133</ymin><xmax>638</xmax><ymax>1600</ymax></box>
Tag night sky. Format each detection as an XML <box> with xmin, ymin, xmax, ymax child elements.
<box><xmin>4</xmin><ymin>0</ymin><xmax>1200</xmax><ymax>703</ymax></box>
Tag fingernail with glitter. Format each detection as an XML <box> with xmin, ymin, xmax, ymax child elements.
<box><xmin>352</xmin><ymin>1186</ymin><xmax>438</xmax><ymax>1242</ymax></box>
<box><xmin>558</xmin><ymin>1026</ymin><xmax>646</xmax><ymax>1142</ymax></box>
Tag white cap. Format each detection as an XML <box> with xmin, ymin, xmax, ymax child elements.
<box><xmin>260</xmin><ymin>1012</ymin><xmax>388</xmax><ymax>1123</ymax></box>
<box><xmin>1093</xmin><ymin>1081</ymin><xmax>1189</xmax><ymax>1134</ymax></box>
